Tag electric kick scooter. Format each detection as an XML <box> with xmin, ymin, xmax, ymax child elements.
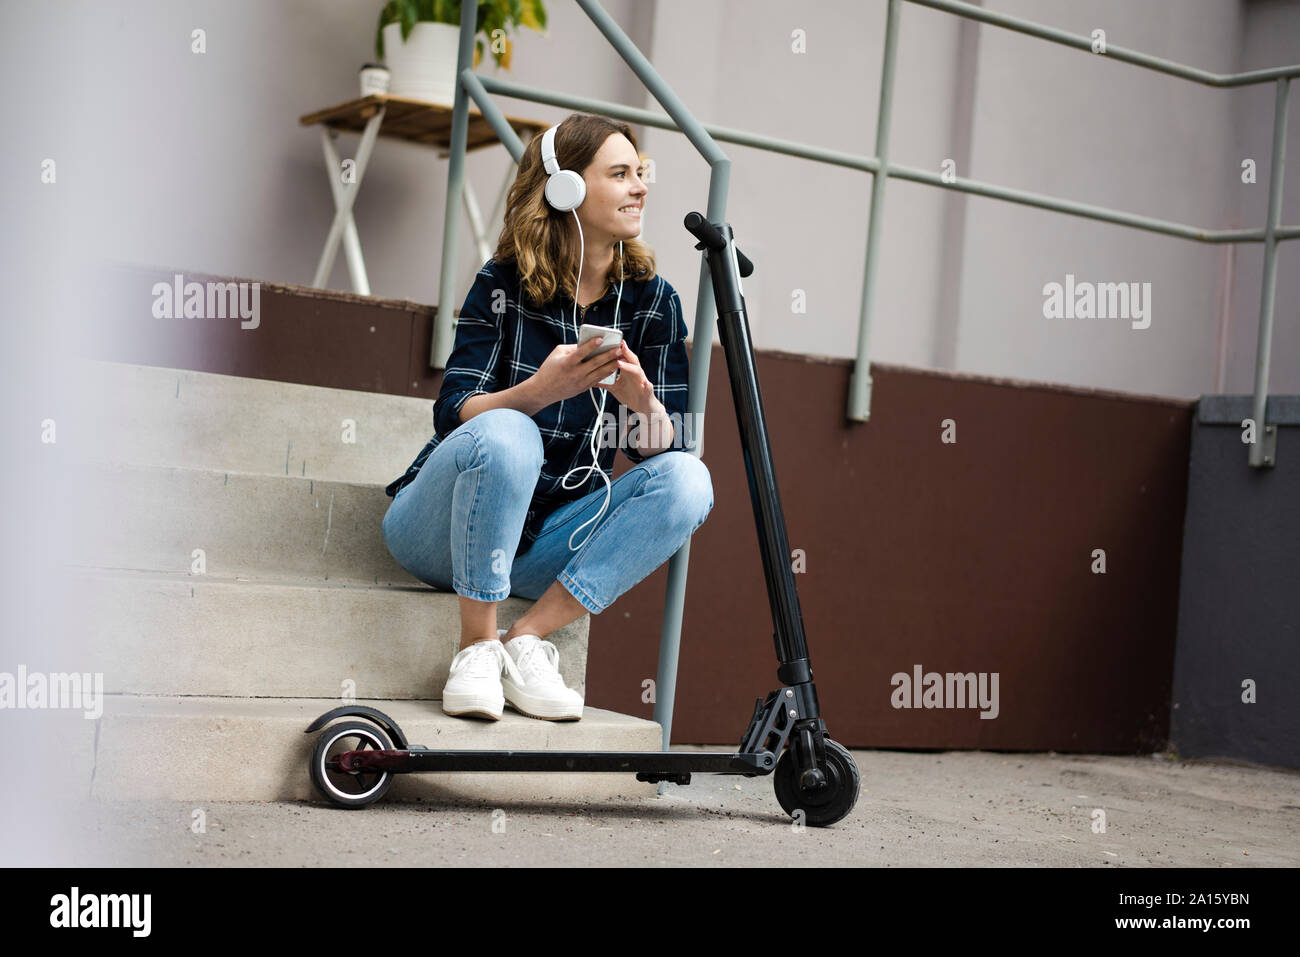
<box><xmin>304</xmin><ymin>212</ymin><xmax>862</xmax><ymax>826</ymax></box>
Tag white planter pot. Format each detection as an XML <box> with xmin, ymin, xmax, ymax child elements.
<box><xmin>382</xmin><ymin>21</ymin><xmax>462</xmax><ymax>105</ymax></box>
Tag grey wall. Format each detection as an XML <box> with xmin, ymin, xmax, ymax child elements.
<box><xmin>1171</xmin><ymin>399</ymin><xmax>1299</xmax><ymax>769</ymax></box>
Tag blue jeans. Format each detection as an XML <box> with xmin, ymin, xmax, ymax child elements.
<box><xmin>381</xmin><ymin>408</ymin><xmax>714</xmax><ymax>615</ymax></box>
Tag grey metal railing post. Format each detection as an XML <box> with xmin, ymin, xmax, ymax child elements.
<box><xmin>848</xmin><ymin>0</ymin><xmax>901</xmax><ymax>423</ymax></box>
<box><xmin>571</xmin><ymin>0</ymin><xmax>733</xmax><ymax>776</ymax></box>
<box><xmin>431</xmin><ymin>0</ymin><xmax>479</xmax><ymax>370</ymax></box>
<box><xmin>651</xmin><ymin>169</ymin><xmax>731</xmax><ymax>787</ymax></box>
<box><xmin>1248</xmin><ymin>76</ymin><xmax>1290</xmax><ymax>469</ymax></box>
<box><xmin>459</xmin><ymin>72</ymin><xmax>526</xmax><ymax>157</ymax></box>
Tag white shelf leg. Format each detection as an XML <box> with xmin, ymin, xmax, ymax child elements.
<box><xmin>312</xmin><ymin>110</ymin><xmax>385</xmax><ymax>292</ymax></box>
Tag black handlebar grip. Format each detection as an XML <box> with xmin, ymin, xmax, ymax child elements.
<box><xmin>684</xmin><ymin>211</ymin><xmax>754</xmax><ymax>278</ymax></box>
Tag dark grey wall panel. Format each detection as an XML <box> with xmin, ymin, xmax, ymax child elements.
<box><xmin>1171</xmin><ymin>398</ymin><xmax>1300</xmax><ymax>769</ymax></box>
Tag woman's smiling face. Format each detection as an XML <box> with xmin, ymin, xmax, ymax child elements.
<box><xmin>577</xmin><ymin>133</ymin><xmax>648</xmax><ymax>242</ymax></box>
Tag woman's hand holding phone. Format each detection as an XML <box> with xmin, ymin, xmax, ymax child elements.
<box><xmin>529</xmin><ymin>336</ymin><xmax>622</xmax><ymax>406</ymax></box>
<box><xmin>596</xmin><ymin>341</ymin><xmax>659</xmax><ymax>414</ymax></box>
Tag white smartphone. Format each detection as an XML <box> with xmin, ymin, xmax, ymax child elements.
<box><xmin>578</xmin><ymin>323</ymin><xmax>624</xmax><ymax>386</ymax></box>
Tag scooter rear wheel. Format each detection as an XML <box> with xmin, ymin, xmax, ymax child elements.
<box><xmin>773</xmin><ymin>738</ymin><xmax>860</xmax><ymax>827</ymax></box>
<box><xmin>310</xmin><ymin>720</ymin><xmax>394</xmax><ymax>809</ymax></box>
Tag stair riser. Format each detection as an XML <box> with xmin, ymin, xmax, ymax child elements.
<box><xmin>69</xmin><ymin>572</ymin><xmax>588</xmax><ymax>699</ymax></box>
<box><xmin>73</xmin><ymin>463</ymin><xmax>417</xmax><ymax>585</ymax></box>
<box><xmin>69</xmin><ymin>358</ymin><xmax>434</xmax><ymax>484</ymax></box>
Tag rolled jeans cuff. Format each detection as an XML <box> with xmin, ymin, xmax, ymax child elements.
<box><xmin>557</xmin><ymin>571</ymin><xmax>605</xmax><ymax>615</ymax></box>
<box><xmin>452</xmin><ymin>579</ymin><xmax>512</xmax><ymax>603</ymax></box>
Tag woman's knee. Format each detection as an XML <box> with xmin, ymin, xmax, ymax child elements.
<box><xmin>467</xmin><ymin>408</ymin><xmax>543</xmax><ymax>471</ymax></box>
<box><xmin>655</xmin><ymin>451</ymin><xmax>713</xmax><ymax>525</ymax></box>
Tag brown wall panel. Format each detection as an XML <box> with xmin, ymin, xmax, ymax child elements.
<box><xmin>90</xmin><ymin>269</ymin><xmax>1194</xmax><ymax>751</ymax></box>
<box><xmin>588</xmin><ymin>349</ymin><xmax>1193</xmax><ymax>753</ymax></box>
<box><xmin>89</xmin><ymin>265</ymin><xmax>432</xmax><ymax>396</ymax></box>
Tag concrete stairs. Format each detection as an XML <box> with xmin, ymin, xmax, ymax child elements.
<box><xmin>59</xmin><ymin>358</ymin><xmax>661</xmax><ymax>804</ymax></box>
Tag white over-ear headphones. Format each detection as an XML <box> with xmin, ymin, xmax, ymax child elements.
<box><xmin>541</xmin><ymin>123</ymin><xmax>585</xmax><ymax>212</ymax></box>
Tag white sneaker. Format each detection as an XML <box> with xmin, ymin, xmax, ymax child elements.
<box><xmin>498</xmin><ymin>632</ymin><xmax>584</xmax><ymax>721</ymax></box>
<box><xmin>442</xmin><ymin>639</ymin><xmax>520</xmax><ymax>720</ymax></box>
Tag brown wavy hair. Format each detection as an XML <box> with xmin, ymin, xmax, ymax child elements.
<box><xmin>494</xmin><ymin>112</ymin><xmax>657</xmax><ymax>305</ymax></box>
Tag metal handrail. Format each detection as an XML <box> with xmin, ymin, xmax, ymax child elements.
<box><xmin>908</xmin><ymin>0</ymin><xmax>1300</xmax><ymax>87</ymax></box>
<box><xmin>432</xmin><ymin>0</ymin><xmax>1296</xmax><ymax>757</ymax></box>
<box><xmin>866</xmin><ymin>0</ymin><xmax>1295</xmax><ymax>469</ymax></box>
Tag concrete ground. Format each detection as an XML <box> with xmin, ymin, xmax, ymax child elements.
<box><xmin>24</xmin><ymin>747</ymin><xmax>1300</xmax><ymax>867</ymax></box>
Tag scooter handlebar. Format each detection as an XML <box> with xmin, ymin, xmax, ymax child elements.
<box><xmin>684</xmin><ymin>211</ymin><xmax>754</xmax><ymax>277</ymax></box>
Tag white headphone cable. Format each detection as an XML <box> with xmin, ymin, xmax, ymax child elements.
<box><xmin>559</xmin><ymin>216</ymin><xmax>624</xmax><ymax>552</ymax></box>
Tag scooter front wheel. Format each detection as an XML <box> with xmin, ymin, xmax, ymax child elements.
<box><xmin>310</xmin><ymin>720</ymin><xmax>394</xmax><ymax>809</ymax></box>
<box><xmin>773</xmin><ymin>738</ymin><xmax>860</xmax><ymax>827</ymax></box>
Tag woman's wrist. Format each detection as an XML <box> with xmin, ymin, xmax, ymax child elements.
<box><xmin>636</xmin><ymin>395</ymin><xmax>667</xmax><ymax>418</ymax></box>
<box><xmin>632</xmin><ymin>399</ymin><xmax>674</xmax><ymax>456</ymax></box>
<box><xmin>516</xmin><ymin>375</ymin><xmax>553</xmax><ymax>416</ymax></box>
<box><xmin>459</xmin><ymin>379</ymin><xmax>551</xmax><ymax>423</ymax></box>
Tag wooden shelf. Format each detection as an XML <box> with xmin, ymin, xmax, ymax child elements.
<box><xmin>299</xmin><ymin>94</ymin><xmax>546</xmax><ymax>154</ymax></box>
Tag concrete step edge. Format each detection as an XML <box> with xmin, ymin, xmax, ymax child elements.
<box><xmin>84</xmin><ymin>695</ymin><xmax>662</xmax><ymax>803</ymax></box>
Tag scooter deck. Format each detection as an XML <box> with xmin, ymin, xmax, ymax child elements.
<box><xmin>332</xmin><ymin>747</ymin><xmax>777</xmax><ymax>779</ymax></box>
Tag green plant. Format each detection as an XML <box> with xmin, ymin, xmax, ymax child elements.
<box><xmin>377</xmin><ymin>0</ymin><xmax>548</xmax><ymax>68</ymax></box>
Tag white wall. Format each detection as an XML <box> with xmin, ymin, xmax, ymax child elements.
<box><xmin>4</xmin><ymin>0</ymin><xmax>1296</xmax><ymax>399</ymax></box>
<box><xmin>955</xmin><ymin>0</ymin><xmax>1281</xmax><ymax>398</ymax></box>
<box><xmin>643</xmin><ymin>0</ymin><xmax>966</xmax><ymax>367</ymax></box>
<box><xmin>647</xmin><ymin>0</ymin><xmax>1298</xmax><ymax>400</ymax></box>
<box><xmin>1</xmin><ymin>0</ymin><xmax>654</xmax><ymax>304</ymax></box>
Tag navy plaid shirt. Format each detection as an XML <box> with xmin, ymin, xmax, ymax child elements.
<box><xmin>384</xmin><ymin>257</ymin><xmax>691</xmax><ymax>556</ymax></box>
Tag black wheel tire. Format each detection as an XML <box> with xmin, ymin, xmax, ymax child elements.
<box><xmin>773</xmin><ymin>738</ymin><xmax>860</xmax><ymax>827</ymax></box>
<box><xmin>310</xmin><ymin>720</ymin><xmax>394</xmax><ymax>809</ymax></box>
